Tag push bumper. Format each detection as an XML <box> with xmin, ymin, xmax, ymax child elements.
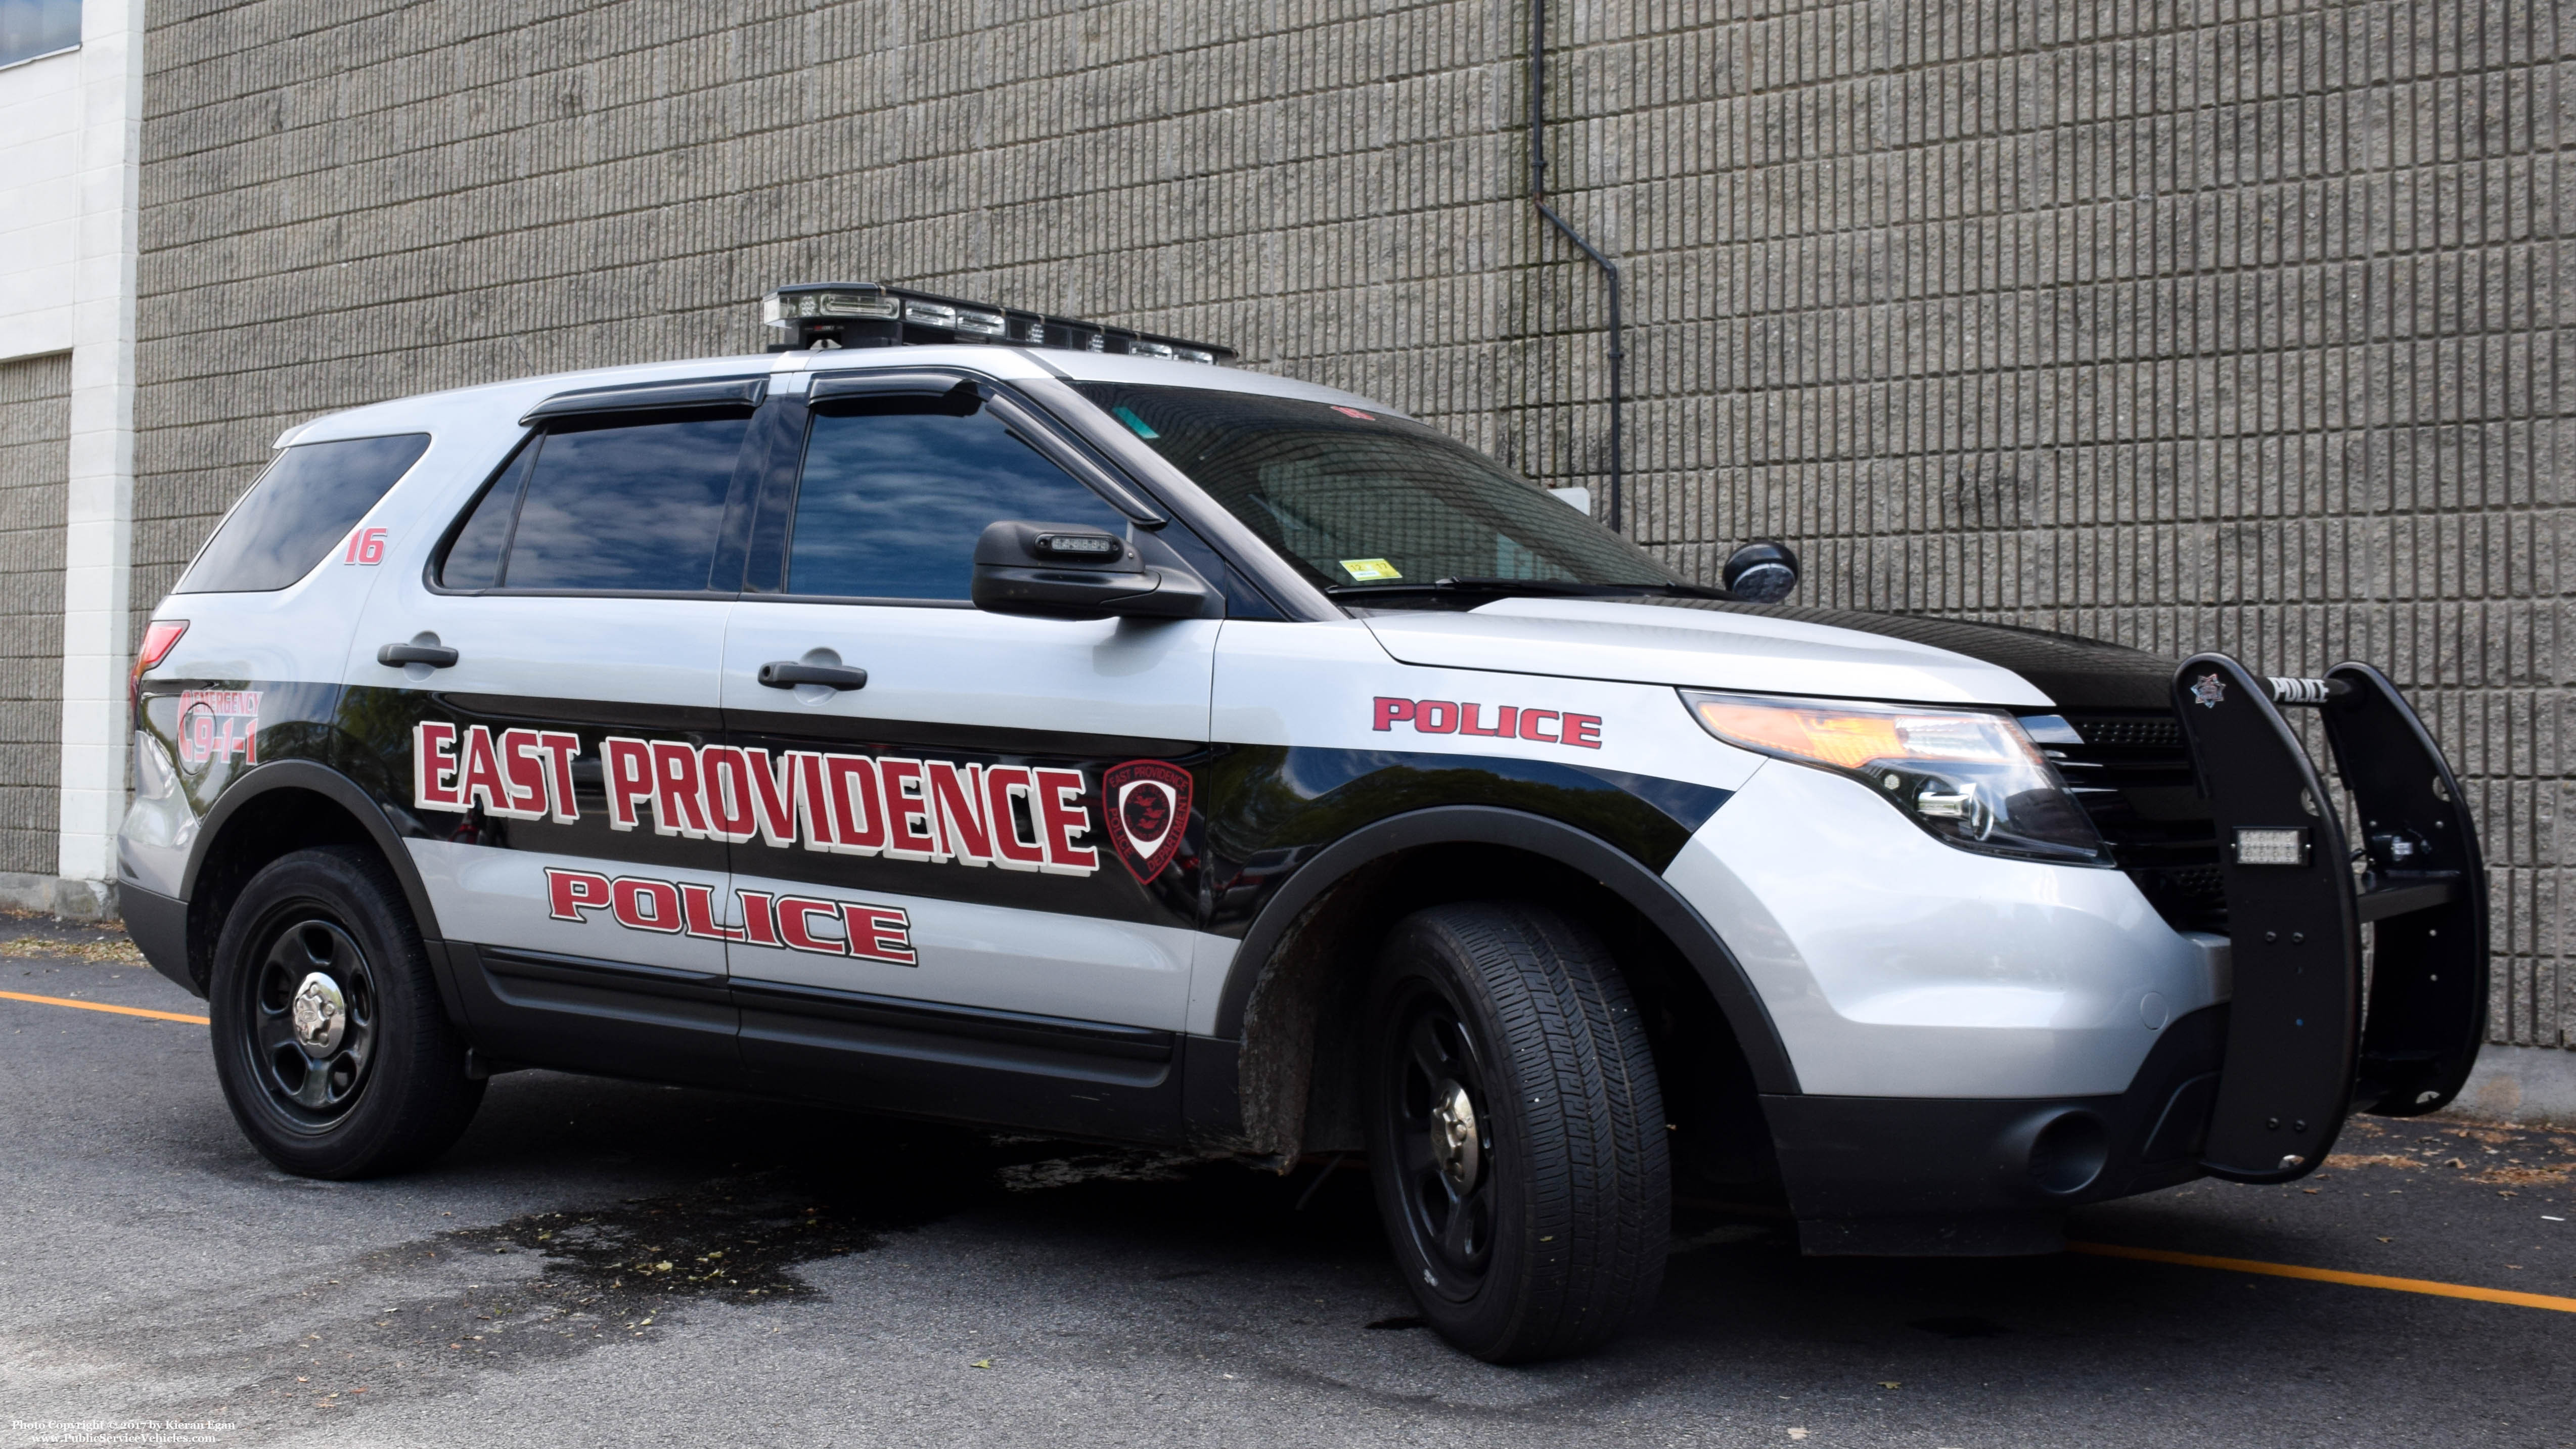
<box><xmin>1767</xmin><ymin>655</ymin><xmax>2485</xmax><ymax>1252</ymax></box>
<box><xmin>2170</xmin><ymin>654</ymin><xmax>2487</xmax><ymax>1180</ymax></box>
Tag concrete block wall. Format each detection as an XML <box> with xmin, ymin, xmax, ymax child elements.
<box><xmin>135</xmin><ymin>0</ymin><xmax>2574</xmax><ymax>1045</ymax></box>
<box><xmin>0</xmin><ymin>351</ymin><xmax>69</xmax><ymax>878</ymax></box>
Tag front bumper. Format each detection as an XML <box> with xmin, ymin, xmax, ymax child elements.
<box><xmin>1768</xmin><ymin>1004</ymin><xmax>2225</xmax><ymax>1254</ymax></box>
<box><xmin>1767</xmin><ymin>655</ymin><xmax>2487</xmax><ymax>1252</ymax></box>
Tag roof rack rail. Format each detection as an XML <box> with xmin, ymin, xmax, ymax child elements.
<box><xmin>760</xmin><ymin>282</ymin><xmax>1234</xmax><ymax>365</ymax></box>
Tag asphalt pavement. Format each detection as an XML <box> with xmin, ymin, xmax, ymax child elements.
<box><xmin>3</xmin><ymin>913</ymin><xmax>2571</xmax><ymax>1448</ymax></box>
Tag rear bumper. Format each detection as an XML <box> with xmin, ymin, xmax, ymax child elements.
<box><xmin>123</xmin><ymin>884</ymin><xmax>195</xmax><ymax>997</ymax></box>
<box><xmin>1768</xmin><ymin>1004</ymin><xmax>2226</xmax><ymax>1255</ymax></box>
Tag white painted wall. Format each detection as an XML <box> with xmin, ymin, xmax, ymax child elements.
<box><xmin>0</xmin><ymin>0</ymin><xmax>145</xmax><ymax>909</ymax></box>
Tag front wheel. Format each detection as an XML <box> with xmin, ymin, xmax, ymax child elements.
<box><xmin>1365</xmin><ymin>902</ymin><xmax>1670</xmax><ymax>1362</ymax></box>
<box><xmin>207</xmin><ymin>846</ymin><xmax>483</xmax><ymax>1177</ymax></box>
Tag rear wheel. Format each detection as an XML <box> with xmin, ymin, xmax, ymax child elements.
<box><xmin>1365</xmin><ymin>902</ymin><xmax>1669</xmax><ymax>1362</ymax></box>
<box><xmin>208</xmin><ymin>846</ymin><xmax>482</xmax><ymax>1177</ymax></box>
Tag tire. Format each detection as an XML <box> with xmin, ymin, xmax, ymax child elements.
<box><xmin>207</xmin><ymin>845</ymin><xmax>484</xmax><ymax>1178</ymax></box>
<box><xmin>1364</xmin><ymin>901</ymin><xmax>1670</xmax><ymax>1363</ymax></box>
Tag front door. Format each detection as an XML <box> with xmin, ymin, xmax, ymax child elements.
<box><xmin>346</xmin><ymin>392</ymin><xmax>764</xmax><ymax>1084</ymax></box>
<box><xmin>717</xmin><ymin>377</ymin><xmax>1218</xmax><ymax>1135</ymax></box>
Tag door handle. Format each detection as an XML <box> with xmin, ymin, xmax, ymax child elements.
<box><xmin>757</xmin><ymin>661</ymin><xmax>868</xmax><ymax>691</ymax></box>
<box><xmin>378</xmin><ymin>642</ymin><xmax>460</xmax><ymax>668</ymax></box>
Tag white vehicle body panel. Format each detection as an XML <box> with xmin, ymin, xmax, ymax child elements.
<box><xmin>722</xmin><ymin>602</ymin><xmax>1217</xmax><ymax>742</ymax></box>
<box><xmin>1665</xmin><ymin>760</ymin><xmax>2228</xmax><ymax>1098</ymax></box>
<box><xmin>718</xmin><ymin>600</ymin><xmax>1218</xmax><ymax>1026</ymax></box>
<box><xmin>723</xmin><ymin>861</ymin><xmax>1210</xmax><ymax>1031</ymax></box>
<box><xmin>407</xmin><ymin>836</ymin><xmax>731</xmax><ymax>973</ymax></box>
<box><xmin>1363</xmin><ymin>597</ymin><xmax>2053</xmax><ymax>708</ymax></box>
<box><xmin>1210</xmin><ymin>617</ymin><xmax>1767</xmax><ymax>794</ymax></box>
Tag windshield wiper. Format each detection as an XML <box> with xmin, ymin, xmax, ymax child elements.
<box><xmin>1324</xmin><ymin>576</ymin><xmax>1728</xmax><ymax>601</ymax></box>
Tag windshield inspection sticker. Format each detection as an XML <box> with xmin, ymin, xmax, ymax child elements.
<box><xmin>1340</xmin><ymin>558</ymin><xmax>1402</xmax><ymax>581</ymax></box>
<box><xmin>1374</xmin><ymin>696</ymin><xmax>1601</xmax><ymax>748</ymax></box>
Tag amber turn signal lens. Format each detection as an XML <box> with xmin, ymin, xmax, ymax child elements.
<box><xmin>1684</xmin><ymin>694</ymin><xmax>2035</xmax><ymax>773</ymax></box>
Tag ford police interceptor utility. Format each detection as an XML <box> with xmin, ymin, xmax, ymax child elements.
<box><xmin>122</xmin><ymin>282</ymin><xmax>2489</xmax><ymax>1362</ymax></box>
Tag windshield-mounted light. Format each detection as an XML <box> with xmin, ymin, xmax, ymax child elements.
<box><xmin>1681</xmin><ymin>690</ymin><xmax>2109</xmax><ymax>865</ymax></box>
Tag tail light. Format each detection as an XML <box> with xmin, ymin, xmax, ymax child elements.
<box><xmin>130</xmin><ymin>619</ymin><xmax>187</xmax><ymax>718</ymax></box>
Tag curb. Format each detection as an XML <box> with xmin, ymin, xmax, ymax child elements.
<box><xmin>2438</xmin><ymin>1042</ymin><xmax>2576</xmax><ymax>1131</ymax></box>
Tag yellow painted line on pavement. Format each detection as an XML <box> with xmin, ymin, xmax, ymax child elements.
<box><xmin>2068</xmin><ymin>1240</ymin><xmax>2576</xmax><ymax>1314</ymax></box>
<box><xmin>0</xmin><ymin>988</ymin><xmax>209</xmax><ymax>1026</ymax></box>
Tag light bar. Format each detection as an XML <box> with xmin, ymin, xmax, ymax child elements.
<box><xmin>762</xmin><ymin>288</ymin><xmax>899</xmax><ymax>323</ymax></box>
<box><xmin>759</xmin><ymin>282</ymin><xmax>1234</xmax><ymax>364</ymax></box>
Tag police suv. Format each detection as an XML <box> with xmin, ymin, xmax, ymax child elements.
<box><xmin>123</xmin><ymin>283</ymin><xmax>2488</xmax><ymax>1362</ymax></box>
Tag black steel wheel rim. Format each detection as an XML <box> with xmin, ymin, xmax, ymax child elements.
<box><xmin>1382</xmin><ymin>980</ymin><xmax>1497</xmax><ymax>1301</ymax></box>
<box><xmin>240</xmin><ymin>915</ymin><xmax>379</xmax><ymax>1131</ymax></box>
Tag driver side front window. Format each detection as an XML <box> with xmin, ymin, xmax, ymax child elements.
<box><xmin>783</xmin><ymin>394</ymin><xmax>1129</xmax><ymax>601</ymax></box>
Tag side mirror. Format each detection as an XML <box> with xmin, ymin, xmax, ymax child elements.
<box><xmin>1722</xmin><ymin>539</ymin><xmax>1800</xmax><ymax>603</ymax></box>
<box><xmin>970</xmin><ymin>521</ymin><xmax>1211</xmax><ymax>621</ymax></box>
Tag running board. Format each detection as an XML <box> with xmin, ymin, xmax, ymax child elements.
<box><xmin>2170</xmin><ymin>656</ymin><xmax>2489</xmax><ymax>1187</ymax></box>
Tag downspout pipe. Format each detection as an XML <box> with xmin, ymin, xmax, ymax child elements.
<box><xmin>1527</xmin><ymin>0</ymin><xmax>1625</xmax><ymax>533</ymax></box>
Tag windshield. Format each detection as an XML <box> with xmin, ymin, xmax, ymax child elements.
<box><xmin>1072</xmin><ymin>382</ymin><xmax>1681</xmax><ymax>597</ymax></box>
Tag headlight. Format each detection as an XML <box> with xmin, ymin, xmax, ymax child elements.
<box><xmin>1680</xmin><ymin>690</ymin><xmax>2109</xmax><ymax>864</ymax></box>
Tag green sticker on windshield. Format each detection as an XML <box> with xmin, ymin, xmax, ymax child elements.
<box><xmin>1111</xmin><ymin>405</ymin><xmax>1160</xmax><ymax>439</ymax></box>
<box><xmin>1340</xmin><ymin>558</ymin><xmax>1402</xmax><ymax>581</ymax></box>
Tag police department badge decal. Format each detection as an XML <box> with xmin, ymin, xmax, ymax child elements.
<box><xmin>2189</xmin><ymin>673</ymin><xmax>2227</xmax><ymax>709</ymax></box>
<box><xmin>1102</xmin><ymin>760</ymin><xmax>1193</xmax><ymax>884</ymax></box>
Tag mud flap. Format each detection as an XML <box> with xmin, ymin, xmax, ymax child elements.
<box><xmin>2171</xmin><ymin>655</ymin><xmax>2488</xmax><ymax>1185</ymax></box>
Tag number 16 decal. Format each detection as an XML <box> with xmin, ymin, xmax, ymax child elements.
<box><xmin>344</xmin><ymin>527</ymin><xmax>388</xmax><ymax>565</ymax></box>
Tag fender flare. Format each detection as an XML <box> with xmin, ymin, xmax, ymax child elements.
<box><xmin>181</xmin><ymin>759</ymin><xmax>447</xmax><ymax>945</ymax></box>
<box><xmin>1208</xmin><ymin>804</ymin><xmax>1801</xmax><ymax>1095</ymax></box>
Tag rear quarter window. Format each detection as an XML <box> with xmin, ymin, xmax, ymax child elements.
<box><xmin>176</xmin><ymin>434</ymin><xmax>431</xmax><ymax>594</ymax></box>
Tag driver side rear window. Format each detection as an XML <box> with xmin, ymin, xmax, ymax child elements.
<box><xmin>437</xmin><ymin>410</ymin><xmax>752</xmax><ymax>593</ymax></box>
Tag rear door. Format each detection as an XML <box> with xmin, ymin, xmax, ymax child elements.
<box><xmin>345</xmin><ymin>381</ymin><xmax>770</xmax><ymax>1084</ymax></box>
<box><xmin>717</xmin><ymin>372</ymin><xmax>1218</xmax><ymax>1135</ymax></box>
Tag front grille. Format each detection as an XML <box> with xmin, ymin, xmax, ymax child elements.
<box><xmin>2044</xmin><ymin>710</ymin><xmax>2226</xmax><ymax>933</ymax></box>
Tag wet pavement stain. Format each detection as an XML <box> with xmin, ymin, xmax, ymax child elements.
<box><xmin>206</xmin><ymin>1128</ymin><xmax>1217</xmax><ymax>1425</ymax></box>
